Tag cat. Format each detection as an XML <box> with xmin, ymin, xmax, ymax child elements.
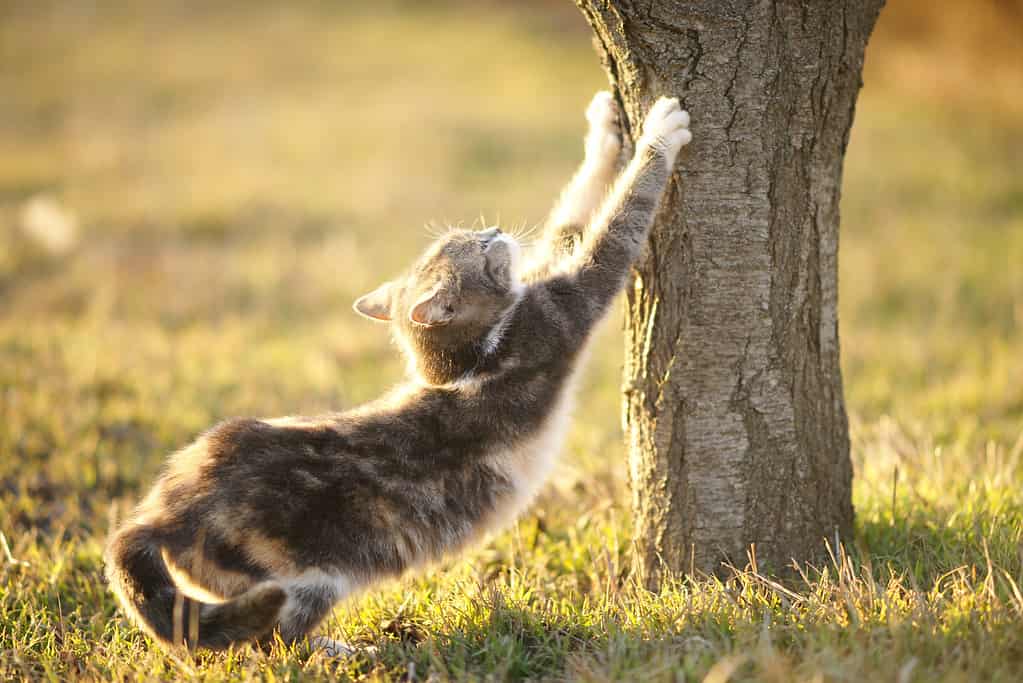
<box><xmin>104</xmin><ymin>92</ymin><xmax>692</xmax><ymax>654</ymax></box>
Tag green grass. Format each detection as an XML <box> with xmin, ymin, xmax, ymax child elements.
<box><xmin>2</xmin><ymin>1</ymin><xmax>1022</xmax><ymax>680</ymax></box>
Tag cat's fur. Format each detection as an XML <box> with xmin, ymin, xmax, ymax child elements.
<box><xmin>105</xmin><ymin>93</ymin><xmax>692</xmax><ymax>652</ymax></box>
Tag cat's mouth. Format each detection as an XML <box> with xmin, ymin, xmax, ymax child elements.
<box><xmin>482</xmin><ymin>231</ymin><xmax>522</xmax><ymax>291</ymax></box>
<box><xmin>484</xmin><ymin>232</ymin><xmax>520</xmax><ymax>259</ymax></box>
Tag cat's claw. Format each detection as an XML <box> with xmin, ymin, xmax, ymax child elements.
<box><xmin>584</xmin><ymin>91</ymin><xmax>621</xmax><ymax>164</ymax></box>
<box><xmin>638</xmin><ymin>96</ymin><xmax>692</xmax><ymax>167</ymax></box>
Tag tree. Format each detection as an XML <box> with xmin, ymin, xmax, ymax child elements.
<box><xmin>574</xmin><ymin>0</ymin><xmax>885</xmax><ymax>586</ymax></box>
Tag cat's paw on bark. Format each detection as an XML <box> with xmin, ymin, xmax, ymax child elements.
<box><xmin>584</xmin><ymin>90</ymin><xmax>622</xmax><ymax>165</ymax></box>
<box><xmin>638</xmin><ymin>96</ymin><xmax>692</xmax><ymax>167</ymax></box>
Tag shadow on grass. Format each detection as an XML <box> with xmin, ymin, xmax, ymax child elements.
<box><xmin>856</xmin><ymin>503</ymin><xmax>1023</xmax><ymax>586</ymax></box>
<box><xmin>355</xmin><ymin>596</ymin><xmax>724</xmax><ymax>683</ymax></box>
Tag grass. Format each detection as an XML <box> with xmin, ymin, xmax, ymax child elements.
<box><xmin>1</xmin><ymin>0</ymin><xmax>1022</xmax><ymax>680</ymax></box>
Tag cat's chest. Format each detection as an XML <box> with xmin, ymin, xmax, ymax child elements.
<box><xmin>481</xmin><ymin>380</ymin><xmax>576</xmax><ymax>531</ymax></box>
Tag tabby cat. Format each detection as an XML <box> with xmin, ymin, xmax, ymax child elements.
<box><xmin>105</xmin><ymin>92</ymin><xmax>692</xmax><ymax>653</ymax></box>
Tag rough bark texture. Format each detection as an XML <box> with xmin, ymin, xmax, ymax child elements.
<box><xmin>575</xmin><ymin>0</ymin><xmax>883</xmax><ymax>585</ymax></box>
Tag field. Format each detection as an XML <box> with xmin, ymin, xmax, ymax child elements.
<box><xmin>1</xmin><ymin>1</ymin><xmax>1022</xmax><ymax>680</ymax></box>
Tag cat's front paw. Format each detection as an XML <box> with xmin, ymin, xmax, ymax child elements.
<box><xmin>638</xmin><ymin>97</ymin><xmax>692</xmax><ymax>168</ymax></box>
<box><xmin>584</xmin><ymin>91</ymin><xmax>621</xmax><ymax>165</ymax></box>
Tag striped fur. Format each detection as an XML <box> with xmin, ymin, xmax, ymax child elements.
<box><xmin>105</xmin><ymin>93</ymin><xmax>691</xmax><ymax>651</ymax></box>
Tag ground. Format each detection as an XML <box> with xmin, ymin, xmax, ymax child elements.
<box><xmin>1</xmin><ymin>1</ymin><xmax>1022</xmax><ymax>681</ymax></box>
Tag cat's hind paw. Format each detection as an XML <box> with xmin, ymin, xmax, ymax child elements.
<box><xmin>638</xmin><ymin>96</ymin><xmax>692</xmax><ymax>167</ymax></box>
<box><xmin>310</xmin><ymin>636</ymin><xmax>365</xmax><ymax>659</ymax></box>
<box><xmin>584</xmin><ymin>91</ymin><xmax>622</xmax><ymax>165</ymax></box>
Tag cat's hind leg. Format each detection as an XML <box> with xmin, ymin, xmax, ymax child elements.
<box><xmin>309</xmin><ymin>636</ymin><xmax>357</xmax><ymax>658</ymax></box>
<box><xmin>272</xmin><ymin>570</ymin><xmax>352</xmax><ymax>651</ymax></box>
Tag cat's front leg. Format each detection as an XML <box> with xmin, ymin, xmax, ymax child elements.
<box><xmin>526</xmin><ymin>91</ymin><xmax>622</xmax><ymax>279</ymax></box>
<box><xmin>555</xmin><ymin>96</ymin><xmax>691</xmax><ymax>325</ymax></box>
<box><xmin>550</xmin><ymin>90</ymin><xmax>622</xmax><ymax>235</ymax></box>
<box><xmin>581</xmin><ymin>90</ymin><xmax>624</xmax><ymax>182</ymax></box>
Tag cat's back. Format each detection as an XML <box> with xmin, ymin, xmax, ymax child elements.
<box><xmin>127</xmin><ymin>345</ymin><xmax>574</xmax><ymax>577</ymax></box>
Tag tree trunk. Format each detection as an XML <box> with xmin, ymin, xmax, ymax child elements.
<box><xmin>575</xmin><ymin>0</ymin><xmax>884</xmax><ymax>585</ymax></box>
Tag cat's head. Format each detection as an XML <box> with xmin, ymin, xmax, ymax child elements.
<box><xmin>353</xmin><ymin>227</ymin><xmax>522</xmax><ymax>383</ymax></box>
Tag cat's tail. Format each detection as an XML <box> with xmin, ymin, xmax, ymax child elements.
<box><xmin>104</xmin><ymin>524</ymin><xmax>286</xmax><ymax>650</ymax></box>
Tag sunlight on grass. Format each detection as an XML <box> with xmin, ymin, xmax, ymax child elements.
<box><xmin>1</xmin><ymin>0</ymin><xmax>1021</xmax><ymax>680</ymax></box>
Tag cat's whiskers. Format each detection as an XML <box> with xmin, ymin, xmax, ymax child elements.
<box><xmin>423</xmin><ymin>222</ymin><xmax>447</xmax><ymax>240</ymax></box>
<box><xmin>511</xmin><ymin>221</ymin><xmax>541</xmax><ymax>242</ymax></box>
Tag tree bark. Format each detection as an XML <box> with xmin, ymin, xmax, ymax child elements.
<box><xmin>575</xmin><ymin>0</ymin><xmax>884</xmax><ymax>585</ymax></box>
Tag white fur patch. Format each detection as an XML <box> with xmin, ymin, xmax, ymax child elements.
<box><xmin>277</xmin><ymin>569</ymin><xmax>357</xmax><ymax>626</ymax></box>
<box><xmin>490</xmin><ymin>232</ymin><xmax>523</xmax><ymax>288</ymax></box>
<box><xmin>637</xmin><ymin>97</ymin><xmax>691</xmax><ymax>168</ymax></box>
<box><xmin>481</xmin><ymin>368</ymin><xmax>579</xmax><ymax>536</ymax></box>
<box><xmin>481</xmin><ymin>293</ymin><xmax>522</xmax><ymax>358</ymax></box>
<box><xmin>310</xmin><ymin>636</ymin><xmax>357</xmax><ymax>658</ymax></box>
<box><xmin>547</xmin><ymin>91</ymin><xmax>621</xmax><ymax>230</ymax></box>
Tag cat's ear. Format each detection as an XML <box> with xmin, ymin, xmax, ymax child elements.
<box><xmin>409</xmin><ymin>284</ymin><xmax>454</xmax><ymax>328</ymax></box>
<box><xmin>353</xmin><ymin>282</ymin><xmax>394</xmax><ymax>322</ymax></box>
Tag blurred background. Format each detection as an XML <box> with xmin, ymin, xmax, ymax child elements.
<box><xmin>0</xmin><ymin>0</ymin><xmax>1021</xmax><ymax>677</ymax></box>
<box><xmin>3</xmin><ymin>0</ymin><xmax>1020</xmax><ymax>493</ymax></box>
